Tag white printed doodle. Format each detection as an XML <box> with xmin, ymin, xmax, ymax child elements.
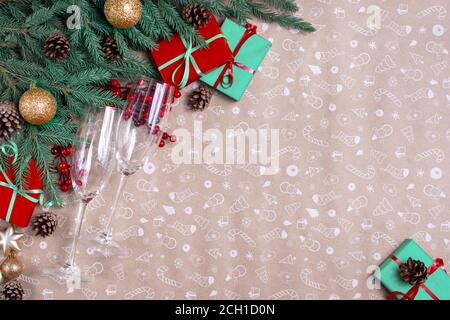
<box><xmin>156</xmin><ymin>266</ymin><xmax>182</xmax><ymax>288</ymax></box>
<box><xmin>416</xmin><ymin>6</ymin><xmax>447</xmax><ymax>20</ymax></box>
<box><xmin>124</xmin><ymin>287</ymin><xmax>155</xmax><ymax>300</ymax></box>
<box><xmin>303</xmin><ymin>126</ymin><xmax>329</xmax><ymax>147</ymax></box>
<box><xmin>350</xmin><ymin>50</ymin><xmax>371</xmax><ymax>69</ymax></box>
<box><xmin>312</xmin><ymin>191</ymin><xmax>342</xmax><ymax>206</ymax></box>
<box><xmin>302</xmin><ymin>91</ymin><xmax>323</xmax><ymax>109</ymax></box>
<box><xmin>374</xmin><ymin>89</ymin><xmax>402</xmax><ymax>107</ymax></box>
<box><xmin>300</xmin><ymin>269</ymin><xmax>328</xmax><ymax>290</ymax></box>
<box><xmin>414</xmin><ymin>148</ymin><xmax>445</xmax><ymax>163</ymax></box>
<box><xmin>372</xmin><ymin>198</ymin><xmax>393</xmax><ymax>216</ymax></box>
<box><xmin>347</xmin><ymin>196</ymin><xmax>368</xmax><ymax>213</ymax></box>
<box><xmin>299</xmin><ymin>236</ymin><xmax>321</xmax><ymax>252</ymax></box>
<box><xmin>187</xmin><ymin>272</ymin><xmax>214</xmax><ymax>287</ymax></box>
<box><xmin>203</xmin><ymin>193</ymin><xmax>225</xmax><ymax>209</ymax></box>
<box><xmin>268</xmin><ymin>289</ymin><xmax>299</xmax><ymax>300</ymax></box>
<box><xmin>372</xmin><ymin>124</ymin><xmax>393</xmax><ymax>143</ymax></box>
<box><xmin>345</xmin><ymin>164</ymin><xmax>376</xmax><ymax>179</ymax></box>
<box><xmin>227</xmin><ymin>229</ymin><xmax>257</xmax><ymax>247</ymax></box>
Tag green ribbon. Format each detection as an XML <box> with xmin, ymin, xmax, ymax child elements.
<box><xmin>158</xmin><ymin>34</ymin><xmax>225</xmax><ymax>89</ymax></box>
<box><xmin>0</xmin><ymin>141</ymin><xmax>52</xmax><ymax>223</ymax></box>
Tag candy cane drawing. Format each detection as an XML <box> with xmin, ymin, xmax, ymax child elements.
<box><xmin>124</xmin><ymin>287</ymin><xmax>155</xmax><ymax>300</ymax></box>
<box><xmin>227</xmin><ymin>228</ymin><xmax>257</xmax><ymax>247</ymax></box>
<box><xmin>371</xmin><ymin>232</ymin><xmax>398</xmax><ymax>248</ymax></box>
<box><xmin>268</xmin><ymin>289</ymin><xmax>299</xmax><ymax>300</ymax></box>
<box><xmin>303</xmin><ymin>126</ymin><xmax>329</xmax><ymax>147</ymax></box>
<box><xmin>156</xmin><ymin>266</ymin><xmax>182</xmax><ymax>288</ymax></box>
<box><xmin>300</xmin><ymin>269</ymin><xmax>328</xmax><ymax>290</ymax></box>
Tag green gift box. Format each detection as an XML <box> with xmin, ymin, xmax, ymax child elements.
<box><xmin>376</xmin><ymin>239</ymin><xmax>450</xmax><ymax>300</ymax></box>
<box><xmin>200</xmin><ymin>19</ymin><xmax>272</xmax><ymax>101</ymax></box>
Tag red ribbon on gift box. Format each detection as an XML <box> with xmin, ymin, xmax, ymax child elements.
<box><xmin>388</xmin><ymin>255</ymin><xmax>446</xmax><ymax>300</ymax></box>
<box><xmin>213</xmin><ymin>24</ymin><xmax>257</xmax><ymax>89</ymax></box>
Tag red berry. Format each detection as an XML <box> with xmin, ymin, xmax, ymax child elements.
<box><xmin>59</xmin><ymin>162</ymin><xmax>68</xmax><ymax>170</ymax></box>
<box><xmin>159</xmin><ymin>140</ymin><xmax>166</xmax><ymax>148</ymax></box>
<box><xmin>51</xmin><ymin>147</ymin><xmax>60</xmax><ymax>156</ymax></box>
<box><xmin>169</xmin><ymin>135</ymin><xmax>177</xmax><ymax>143</ymax></box>
<box><xmin>61</xmin><ymin>168</ymin><xmax>69</xmax><ymax>175</ymax></box>
<box><xmin>65</xmin><ymin>146</ymin><xmax>73</xmax><ymax>156</ymax></box>
<box><xmin>60</xmin><ymin>184</ymin><xmax>69</xmax><ymax>192</ymax></box>
<box><xmin>162</xmin><ymin>132</ymin><xmax>169</xmax><ymax>140</ymax></box>
<box><xmin>111</xmin><ymin>79</ymin><xmax>120</xmax><ymax>87</ymax></box>
<box><xmin>137</xmin><ymin>79</ymin><xmax>145</xmax><ymax>86</ymax></box>
<box><xmin>65</xmin><ymin>178</ymin><xmax>72</xmax><ymax>185</ymax></box>
<box><xmin>152</xmin><ymin>125</ymin><xmax>160</xmax><ymax>135</ymax></box>
<box><xmin>76</xmin><ymin>180</ymin><xmax>83</xmax><ymax>186</ymax></box>
<box><xmin>174</xmin><ymin>89</ymin><xmax>181</xmax><ymax>98</ymax></box>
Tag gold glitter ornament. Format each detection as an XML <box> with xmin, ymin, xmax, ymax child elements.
<box><xmin>0</xmin><ymin>250</ymin><xmax>23</xmax><ymax>280</ymax></box>
<box><xmin>19</xmin><ymin>86</ymin><xmax>57</xmax><ymax>125</ymax></box>
<box><xmin>104</xmin><ymin>0</ymin><xmax>142</xmax><ymax>29</ymax></box>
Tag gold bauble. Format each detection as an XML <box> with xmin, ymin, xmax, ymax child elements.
<box><xmin>0</xmin><ymin>251</ymin><xmax>23</xmax><ymax>280</ymax></box>
<box><xmin>104</xmin><ymin>0</ymin><xmax>142</xmax><ymax>29</ymax></box>
<box><xmin>19</xmin><ymin>87</ymin><xmax>57</xmax><ymax>125</ymax></box>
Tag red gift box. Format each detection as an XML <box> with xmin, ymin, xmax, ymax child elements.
<box><xmin>151</xmin><ymin>14</ymin><xmax>232</xmax><ymax>89</ymax></box>
<box><xmin>0</xmin><ymin>144</ymin><xmax>44</xmax><ymax>227</ymax></box>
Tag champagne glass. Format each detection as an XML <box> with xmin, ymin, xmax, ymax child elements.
<box><xmin>86</xmin><ymin>78</ymin><xmax>175</xmax><ymax>257</ymax></box>
<box><xmin>43</xmin><ymin>106</ymin><xmax>118</xmax><ymax>283</ymax></box>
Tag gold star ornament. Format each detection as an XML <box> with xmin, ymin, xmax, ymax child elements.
<box><xmin>0</xmin><ymin>226</ymin><xmax>24</xmax><ymax>256</ymax></box>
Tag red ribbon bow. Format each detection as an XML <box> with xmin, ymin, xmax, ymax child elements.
<box><xmin>388</xmin><ymin>255</ymin><xmax>446</xmax><ymax>300</ymax></box>
<box><xmin>213</xmin><ymin>24</ymin><xmax>257</xmax><ymax>89</ymax></box>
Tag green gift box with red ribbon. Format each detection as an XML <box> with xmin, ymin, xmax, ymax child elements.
<box><xmin>376</xmin><ymin>239</ymin><xmax>450</xmax><ymax>300</ymax></box>
<box><xmin>200</xmin><ymin>19</ymin><xmax>272</xmax><ymax>101</ymax></box>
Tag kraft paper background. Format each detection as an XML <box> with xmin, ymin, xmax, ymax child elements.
<box><xmin>7</xmin><ymin>0</ymin><xmax>450</xmax><ymax>300</ymax></box>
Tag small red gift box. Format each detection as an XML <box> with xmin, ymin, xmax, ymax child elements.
<box><xmin>150</xmin><ymin>14</ymin><xmax>232</xmax><ymax>89</ymax></box>
<box><xmin>0</xmin><ymin>143</ymin><xmax>44</xmax><ymax>227</ymax></box>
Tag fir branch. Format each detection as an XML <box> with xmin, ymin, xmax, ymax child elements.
<box><xmin>248</xmin><ymin>2</ymin><xmax>316</xmax><ymax>31</ymax></box>
<box><xmin>144</xmin><ymin>1</ymin><xmax>173</xmax><ymax>40</ymax></box>
<box><xmin>257</xmin><ymin>0</ymin><xmax>298</xmax><ymax>13</ymax></box>
<box><xmin>157</xmin><ymin>0</ymin><xmax>205</xmax><ymax>46</ymax></box>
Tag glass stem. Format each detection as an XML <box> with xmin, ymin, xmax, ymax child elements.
<box><xmin>103</xmin><ymin>173</ymin><xmax>128</xmax><ymax>237</ymax></box>
<box><xmin>68</xmin><ymin>199</ymin><xmax>89</xmax><ymax>267</ymax></box>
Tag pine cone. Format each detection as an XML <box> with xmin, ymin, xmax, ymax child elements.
<box><xmin>400</xmin><ymin>258</ymin><xmax>428</xmax><ymax>286</ymax></box>
<box><xmin>189</xmin><ymin>85</ymin><xmax>212</xmax><ymax>111</ymax></box>
<box><xmin>181</xmin><ymin>4</ymin><xmax>211</xmax><ymax>29</ymax></box>
<box><xmin>0</xmin><ymin>101</ymin><xmax>23</xmax><ymax>140</ymax></box>
<box><xmin>44</xmin><ymin>33</ymin><xmax>70</xmax><ymax>61</ymax></box>
<box><xmin>32</xmin><ymin>212</ymin><xmax>58</xmax><ymax>238</ymax></box>
<box><xmin>2</xmin><ymin>280</ymin><xmax>24</xmax><ymax>300</ymax></box>
<box><xmin>101</xmin><ymin>36</ymin><xmax>123</xmax><ymax>62</ymax></box>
